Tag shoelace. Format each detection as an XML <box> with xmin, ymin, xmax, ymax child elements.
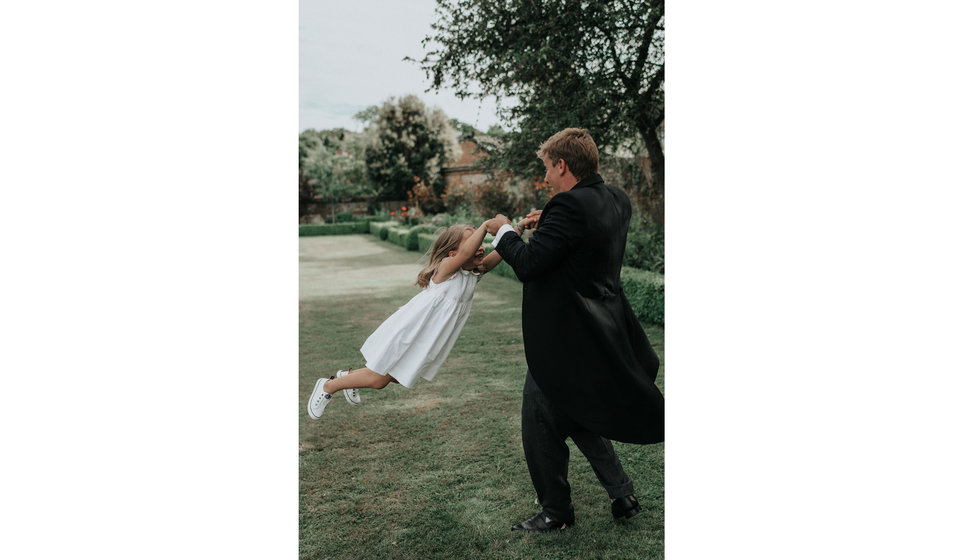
<box><xmin>339</xmin><ymin>371</ymin><xmax>357</xmax><ymax>400</ymax></box>
<box><xmin>313</xmin><ymin>377</ymin><xmax>335</xmax><ymax>408</ymax></box>
<box><xmin>313</xmin><ymin>392</ymin><xmax>331</xmax><ymax>407</ymax></box>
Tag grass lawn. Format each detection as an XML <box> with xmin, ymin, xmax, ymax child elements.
<box><xmin>299</xmin><ymin>235</ymin><xmax>665</xmax><ymax>560</ymax></box>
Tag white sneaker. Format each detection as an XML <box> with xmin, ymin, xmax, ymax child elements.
<box><xmin>336</xmin><ymin>370</ymin><xmax>361</xmax><ymax>405</ymax></box>
<box><xmin>307</xmin><ymin>378</ymin><xmax>332</xmax><ymax>419</ymax></box>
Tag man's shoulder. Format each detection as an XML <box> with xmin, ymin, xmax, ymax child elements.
<box><xmin>567</xmin><ymin>175</ymin><xmax>628</xmax><ymax>201</ymax></box>
<box><xmin>546</xmin><ymin>190</ymin><xmax>587</xmax><ymax>215</ymax></box>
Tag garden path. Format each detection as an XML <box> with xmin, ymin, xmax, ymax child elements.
<box><xmin>299</xmin><ymin>235</ymin><xmax>423</xmax><ymax>300</ymax></box>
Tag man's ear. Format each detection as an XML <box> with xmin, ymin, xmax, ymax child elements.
<box><xmin>556</xmin><ymin>158</ymin><xmax>568</xmax><ymax>175</ymax></box>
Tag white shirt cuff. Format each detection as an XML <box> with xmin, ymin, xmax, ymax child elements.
<box><xmin>492</xmin><ymin>224</ymin><xmax>516</xmax><ymax>247</ymax></box>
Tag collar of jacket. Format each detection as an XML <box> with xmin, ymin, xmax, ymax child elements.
<box><xmin>570</xmin><ymin>173</ymin><xmax>603</xmax><ymax>191</ymax></box>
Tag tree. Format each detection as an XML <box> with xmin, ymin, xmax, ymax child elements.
<box><xmin>358</xmin><ymin>95</ymin><xmax>461</xmax><ymax>202</ymax></box>
<box><xmin>450</xmin><ymin>118</ymin><xmax>483</xmax><ymax>141</ymax></box>
<box><xmin>416</xmin><ymin>0</ymin><xmax>665</xmax><ymax>223</ymax></box>
<box><xmin>300</xmin><ymin>129</ymin><xmax>372</xmax><ymax>222</ymax></box>
<box><xmin>298</xmin><ymin>129</ymin><xmax>329</xmax><ymax>216</ymax></box>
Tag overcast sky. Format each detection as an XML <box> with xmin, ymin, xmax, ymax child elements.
<box><xmin>300</xmin><ymin>0</ymin><xmax>512</xmax><ymax>133</ymax></box>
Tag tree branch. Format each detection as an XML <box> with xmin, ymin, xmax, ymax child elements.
<box><xmin>629</xmin><ymin>1</ymin><xmax>662</xmax><ymax>90</ymax></box>
<box><xmin>599</xmin><ymin>26</ymin><xmax>630</xmax><ymax>87</ymax></box>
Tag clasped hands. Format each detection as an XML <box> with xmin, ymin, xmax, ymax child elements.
<box><xmin>484</xmin><ymin>210</ymin><xmax>542</xmax><ymax>236</ymax></box>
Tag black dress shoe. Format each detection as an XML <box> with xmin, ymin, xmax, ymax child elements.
<box><xmin>611</xmin><ymin>495</ymin><xmax>642</xmax><ymax>520</ymax></box>
<box><xmin>511</xmin><ymin>511</ymin><xmax>574</xmax><ymax>532</ymax></box>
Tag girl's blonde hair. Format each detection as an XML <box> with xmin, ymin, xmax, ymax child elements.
<box><xmin>416</xmin><ymin>224</ymin><xmax>474</xmax><ymax>288</ymax></box>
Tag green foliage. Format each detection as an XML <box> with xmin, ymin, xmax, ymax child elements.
<box><xmin>299</xmin><ymin>223</ymin><xmax>369</xmax><ymax>236</ymax></box>
<box><xmin>387</xmin><ymin>227</ymin><xmax>411</xmax><ymax>249</ymax></box>
<box><xmin>335</xmin><ymin>211</ymin><xmax>353</xmax><ymax>223</ymax></box>
<box><xmin>417</xmin><ymin>232</ymin><xmax>437</xmax><ymax>255</ymax></box>
<box><xmin>407</xmin><ymin>224</ymin><xmax>439</xmax><ymax>252</ymax></box>
<box><xmin>624</xmin><ymin>212</ymin><xmax>665</xmax><ymax>273</ymax></box>
<box><xmin>621</xmin><ymin>266</ymin><xmax>665</xmax><ymax>325</ymax></box>
<box><xmin>438</xmin><ymin>181</ymin><xmax>476</xmax><ymax>217</ymax></box>
<box><xmin>369</xmin><ymin>220</ymin><xmax>398</xmax><ymax>237</ymax></box>
<box><xmin>298</xmin><ymin>128</ymin><xmax>330</xmax><ymax>171</ymax></box>
<box><xmin>488</xmin><ymin>259</ymin><xmax>519</xmax><ymax>282</ymax></box>
<box><xmin>429</xmin><ymin>205</ymin><xmax>491</xmax><ymax>228</ymax></box>
<box><xmin>298</xmin><ymin>129</ymin><xmax>333</xmax><ymax>207</ymax></box>
<box><xmin>417</xmin><ymin>0</ymin><xmax>665</xmax><ymax>222</ymax></box>
<box><xmin>408</xmin><ymin>181</ymin><xmax>446</xmax><ymax>215</ymax></box>
<box><xmin>299</xmin><ymin>128</ymin><xmax>374</xmax><ymax>221</ymax></box>
<box><xmin>473</xmin><ymin>178</ymin><xmax>515</xmax><ymax>219</ymax></box>
<box><xmin>299</xmin><ymin>219</ymin><xmax>392</xmax><ymax>236</ymax></box>
<box><xmin>482</xmin><ymin>243</ymin><xmax>520</xmax><ymax>282</ymax></box>
<box><xmin>382</xmin><ymin>224</ymin><xmax>437</xmax><ymax>251</ymax></box>
<box><xmin>370</xmin><ymin>220</ymin><xmax>400</xmax><ymax>240</ymax></box>
<box><xmin>360</xmin><ymin>95</ymin><xmax>461</xmax><ymax>201</ymax></box>
<box><xmin>450</xmin><ymin>118</ymin><xmax>483</xmax><ymax>140</ymax></box>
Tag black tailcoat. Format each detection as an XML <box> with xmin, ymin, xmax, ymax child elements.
<box><xmin>495</xmin><ymin>174</ymin><xmax>664</xmax><ymax>444</ymax></box>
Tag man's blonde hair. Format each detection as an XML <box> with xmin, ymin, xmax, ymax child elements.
<box><xmin>536</xmin><ymin>128</ymin><xmax>599</xmax><ymax>180</ymax></box>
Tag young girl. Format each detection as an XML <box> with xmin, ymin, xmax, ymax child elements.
<box><xmin>307</xmin><ymin>222</ymin><xmax>504</xmax><ymax>419</ymax></box>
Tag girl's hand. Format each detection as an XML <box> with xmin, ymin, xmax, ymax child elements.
<box><xmin>485</xmin><ymin>215</ymin><xmax>510</xmax><ymax>236</ymax></box>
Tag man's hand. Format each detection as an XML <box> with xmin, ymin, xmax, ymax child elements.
<box><xmin>485</xmin><ymin>214</ymin><xmax>510</xmax><ymax>235</ymax></box>
<box><xmin>519</xmin><ymin>209</ymin><xmax>542</xmax><ymax>230</ymax></box>
<box><xmin>517</xmin><ymin>210</ymin><xmax>541</xmax><ymax>229</ymax></box>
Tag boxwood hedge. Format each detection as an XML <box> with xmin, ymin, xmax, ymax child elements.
<box><xmin>407</xmin><ymin>224</ymin><xmax>439</xmax><ymax>251</ymax></box>
<box><xmin>299</xmin><ymin>222</ymin><xmax>369</xmax><ymax>236</ymax></box>
<box><xmin>418</xmin><ymin>232</ymin><xmax>437</xmax><ymax>254</ymax></box>
<box><xmin>620</xmin><ymin>267</ymin><xmax>665</xmax><ymax>325</ymax></box>
<box><xmin>369</xmin><ymin>220</ymin><xmax>400</xmax><ymax>239</ymax></box>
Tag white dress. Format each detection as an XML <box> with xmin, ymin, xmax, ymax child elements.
<box><xmin>360</xmin><ymin>266</ymin><xmax>483</xmax><ymax>388</ymax></box>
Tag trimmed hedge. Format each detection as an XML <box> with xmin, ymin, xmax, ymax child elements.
<box><xmin>299</xmin><ymin>222</ymin><xmax>369</xmax><ymax>236</ymax></box>
<box><xmin>370</xmin><ymin>221</ymin><xmax>401</xmax><ymax>240</ymax></box>
<box><xmin>418</xmin><ymin>232</ymin><xmax>437</xmax><ymax>255</ymax></box>
<box><xmin>379</xmin><ymin>224</ymin><xmax>440</xmax><ymax>251</ymax></box>
<box><xmin>387</xmin><ymin>227</ymin><xmax>410</xmax><ymax>248</ymax></box>
<box><xmin>481</xmin><ymin>243</ymin><xmax>518</xmax><ymax>282</ymax></box>
<box><xmin>407</xmin><ymin>224</ymin><xmax>438</xmax><ymax>251</ymax></box>
<box><xmin>620</xmin><ymin>266</ymin><xmax>665</xmax><ymax>325</ymax></box>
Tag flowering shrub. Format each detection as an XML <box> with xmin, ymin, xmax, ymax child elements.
<box><xmin>408</xmin><ymin>181</ymin><xmax>446</xmax><ymax>214</ymax></box>
<box><xmin>388</xmin><ymin>205</ymin><xmax>423</xmax><ymax>226</ymax></box>
<box><xmin>440</xmin><ymin>179</ymin><xmax>473</xmax><ymax>215</ymax></box>
<box><xmin>474</xmin><ymin>178</ymin><xmax>518</xmax><ymax>218</ymax></box>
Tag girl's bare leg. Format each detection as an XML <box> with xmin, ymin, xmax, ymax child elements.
<box><xmin>324</xmin><ymin>367</ymin><xmax>395</xmax><ymax>393</ymax></box>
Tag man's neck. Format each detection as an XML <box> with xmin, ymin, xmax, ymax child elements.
<box><xmin>556</xmin><ymin>175</ymin><xmax>581</xmax><ymax>193</ymax></box>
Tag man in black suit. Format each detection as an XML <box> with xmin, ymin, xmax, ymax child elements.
<box><xmin>485</xmin><ymin>128</ymin><xmax>664</xmax><ymax>532</ymax></box>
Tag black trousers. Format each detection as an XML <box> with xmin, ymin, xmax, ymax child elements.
<box><xmin>521</xmin><ymin>371</ymin><xmax>634</xmax><ymax>522</ymax></box>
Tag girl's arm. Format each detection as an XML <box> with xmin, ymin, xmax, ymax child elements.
<box><xmin>479</xmin><ymin>212</ymin><xmax>538</xmax><ymax>273</ymax></box>
<box><xmin>433</xmin><ymin>223</ymin><xmax>489</xmax><ymax>283</ymax></box>
<box><xmin>480</xmin><ymin>247</ymin><xmax>503</xmax><ymax>273</ymax></box>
